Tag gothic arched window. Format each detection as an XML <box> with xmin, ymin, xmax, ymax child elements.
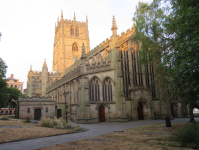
<box><xmin>75</xmin><ymin>26</ymin><xmax>79</xmax><ymax>37</ymax></box>
<box><xmin>103</xmin><ymin>78</ymin><xmax>113</xmax><ymax>101</ymax></box>
<box><xmin>89</xmin><ymin>77</ymin><xmax>100</xmax><ymax>101</ymax></box>
<box><xmin>72</xmin><ymin>43</ymin><xmax>78</xmax><ymax>55</ymax></box>
<box><xmin>70</xmin><ymin>26</ymin><xmax>74</xmax><ymax>36</ymax></box>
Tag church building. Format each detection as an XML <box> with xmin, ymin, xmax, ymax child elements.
<box><xmin>19</xmin><ymin>11</ymin><xmax>188</xmax><ymax>123</ymax></box>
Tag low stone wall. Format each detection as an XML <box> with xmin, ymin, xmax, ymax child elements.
<box><xmin>19</xmin><ymin>97</ymin><xmax>55</xmax><ymax>120</ymax></box>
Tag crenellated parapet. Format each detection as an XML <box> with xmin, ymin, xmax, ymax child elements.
<box><xmin>117</xmin><ymin>26</ymin><xmax>135</xmax><ymax>47</ymax></box>
<box><xmin>19</xmin><ymin>96</ymin><xmax>53</xmax><ymax>101</ymax></box>
<box><xmin>46</xmin><ymin>64</ymin><xmax>82</xmax><ymax>93</ymax></box>
<box><xmin>64</xmin><ymin>59</ymin><xmax>82</xmax><ymax>75</ymax></box>
<box><xmin>86</xmin><ymin>38</ymin><xmax>110</xmax><ymax>58</ymax></box>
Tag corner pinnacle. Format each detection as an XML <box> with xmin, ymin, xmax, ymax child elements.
<box><xmin>74</xmin><ymin>12</ymin><xmax>76</xmax><ymax>21</ymax></box>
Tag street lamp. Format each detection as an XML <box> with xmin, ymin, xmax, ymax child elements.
<box><xmin>63</xmin><ymin>90</ymin><xmax>68</xmax><ymax>122</ymax></box>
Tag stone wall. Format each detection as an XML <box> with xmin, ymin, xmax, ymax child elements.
<box><xmin>19</xmin><ymin>97</ymin><xmax>55</xmax><ymax>120</ymax></box>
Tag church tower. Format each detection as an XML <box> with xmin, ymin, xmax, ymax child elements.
<box><xmin>53</xmin><ymin>11</ymin><xmax>90</xmax><ymax>73</ymax></box>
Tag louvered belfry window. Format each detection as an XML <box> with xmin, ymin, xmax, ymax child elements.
<box><xmin>75</xmin><ymin>26</ymin><xmax>79</xmax><ymax>37</ymax></box>
<box><xmin>70</xmin><ymin>26</ymin><xmax>74</xmax><ymax>36</ymax></box>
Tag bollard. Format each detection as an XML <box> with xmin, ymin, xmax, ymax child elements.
<box><xmin>165</xmin><ymin>116</ymin><xmax>171</xmax><ymax>127</ymax></box>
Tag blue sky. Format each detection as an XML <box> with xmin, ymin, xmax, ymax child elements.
<box><xmin>0</xmin><ymin>0</ymin><xmax>151</xmax><ymax>89</ymax></box>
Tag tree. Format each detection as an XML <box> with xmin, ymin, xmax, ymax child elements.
<box><xmin>132</xmin><ymin>0</ymin><xmax>173</xmax><ymax>102</ymax></box>
<box><xmin>0</xmin><ymin>57</ymin><xmax>7</xmax><ymax>78</ymax></box>
<box><xmin>7</xmin><ymin>87</ymin><xmax>22</xmax><ymax>109</ymax></box>
<box><xmin>165</xmin><ymin>0</ymin><xmax>199</xmax><ymax>122</ymax></box>
<box><xmin>0</xmin><ymin>57</ymin><xmax>8</xmax><ymax>114</ymax></box>
<box><xmin>133</xmin><ymin>0</ymin><xmax>199</xmax><ymax>122</ymax></box>
<box><xmin>0</xmin><ymin>78</ymin><xmax>8</xmax><ymax>113</ymax></box>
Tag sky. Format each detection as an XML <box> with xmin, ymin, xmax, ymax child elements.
<box><xmin>0</xmin><ymin>0</ymin><xmax>151</xmax><ymax>89</ymax></box>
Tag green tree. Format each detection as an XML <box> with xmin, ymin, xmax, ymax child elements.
<box><xmin>0</xmin><ymin>78</ymin><xmax>8</xmax><ymax>113</ymax></box>
<box><xmin>133</xmin><ymin>0</ymin><xmax>199</xmax><ymax>122</ymax></box>
<box><xmin>7</xmin><ymin>87</ymin><xmax>21</xmax><ymax>109</ymax></box>
<box><xmin>164</xmin><ymin>0</ymin><xmax>199</xmax><ymax>122</ymax></box>
<box><xmin>0</xmin><ymin>57</ymin><xmax>8</xmax><ymax>114</ymax></box>
<box><xmin>132</xmin><ymin>0</ymin><xmax>172</xmax><ymax>101</ymax></box>
<box><xmin>0</xmin><ymin>57</ymin><xmax>7</xmax><ymax>78</ymax></box>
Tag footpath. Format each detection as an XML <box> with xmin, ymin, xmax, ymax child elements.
<box><xmin>0</xmin><ymin>118</ymin><xmax>198</xmax><ymax>150</ymax></box>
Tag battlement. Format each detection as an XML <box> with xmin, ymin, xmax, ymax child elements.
<box><xmin>49</xmin><ymin>71</ymin><xmax>59</xmax><ymax>75</ymax></box>
<box><xmin>64</xmin><ymin>58</ymin><xmax>82</xmax><ymax>75</ymax></box>
<box><xmin>86</xmin><ymin>38</ymin><xmax>110</xmax><ymax>59</ymax></box>
<box><xmin>29</xmin><ymin>70</ymin><xmax>42</xmax><ymax>74</ymax></box>
<box><xmin>55</xmin><ymin>17</ymin><xmax>87</xmax><ymax>32</ymax></box>
<box><xmin>19</xmin><ymin>96</ymin><xmax>53</xmax><ymax>101</ymax></box>
<box><xmin>117</xmin><ymin>25</ymin><xmax>135</xmax><ymax>42</ymax></box>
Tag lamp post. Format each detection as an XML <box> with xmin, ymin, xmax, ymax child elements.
<box><xmin>63</xmin><ymin>90</ymin><xmax>69</xmax><ymax>122</ymax></box>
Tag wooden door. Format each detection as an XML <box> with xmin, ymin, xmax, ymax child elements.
<box><xmin>34</xmin><ymin>109</ymin><xmax>41</xmax><ymax>120</ymax></box>
<box><xmin>99</xmin><ymin>105</ymin><xmax>105</xmax><ymax>122</ymax></box>
<box><xmin>57</xmin><ymin>109</ymin><xmax>62</xmax><ymax>119</ymax></box>
<box><xmin>137</xmin><ymin>103</ymin><xmax>144</xmax><ymax>120</ymax></box>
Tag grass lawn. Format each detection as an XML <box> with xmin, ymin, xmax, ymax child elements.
<box><xmin>38</xmin><ymin>123</ymin><xmax>192</xmax><ymax>150</ymax></box>
<box><xmin>0</xmin><ymin>118</ymin><xmax>81</xmax><ymax>143</ymax></box>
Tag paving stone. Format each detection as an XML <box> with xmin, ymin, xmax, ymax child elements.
<box><xmin>1</xmin><ymin>126</ymin><xmax>10</xmax><ymax>128</ymax></box>
<box><xmin>10</xmin><ymin>126</ymin><xmax>21</xmax><ymax>128</ymax></box>
<box><xmin>21</xmin><ymin>126</ymin><xmax>31</xmax><ymax>128</ymax></box>
<box><xmin>30</xmin><ymin>120</ymin><xmax>39</xmax><ymax>124</ymax></box>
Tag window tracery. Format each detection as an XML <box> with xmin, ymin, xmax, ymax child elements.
<box><xmin>72</xmin><ymin>43</ymin><xmax>78</xmax><ymax>56</ymax></box>
<box><xmin>103</xmin><ymin>78</ymin><xmax>113</xmax><ymax>101</ymax></box>
<box><xmin>89</xmin><ymin>77</ymin><xmax>100</xmax><ymax>101</ymax></box>
<box><xmin>120</xmin><ymin>43</ymin><xmax>130</xmax><ymax>98</ymax></box>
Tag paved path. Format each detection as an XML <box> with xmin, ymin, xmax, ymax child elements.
<box><xmin>0</xmin><ymin>118</ymin><xmax>198</xmax><ymax>150</ymax></box>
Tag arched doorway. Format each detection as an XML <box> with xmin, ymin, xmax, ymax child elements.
<box><xmin>99</xmin><ymin>105</ymin><xmax>105</xmax><ymax>122</ymax></box>
<box><xmin>34</xmin><ymin>109</ymin><xmax>41</xmax><ymax>120</ymax></box>
<box><xmin>137</xmin><ymin>102</ymin><xmax>144</xmax><ymax>120</ymax></box>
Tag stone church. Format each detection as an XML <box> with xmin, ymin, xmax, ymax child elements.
<box><xmin>19</xmin><ymin>11</ymin><xmax>188</xmax><ymax>123</ymax></box>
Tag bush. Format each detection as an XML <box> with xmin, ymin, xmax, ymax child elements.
<box><xmin>26</xmin><ymin>116</ymin><xmax>30</xmax><ymax>123</ymax></box>
<box><xmin>40</xmin><ymin>117</ymin><xmax>51</xmax><ymax>127</ymax></box>
<box><xmin>40</xmin><ymin>117</ymin><xmax>67</xmax><ymax>129</ymax></box>
<box><xmin>170</xmin><ymin>122</ymin><xmax>199</xmax><ymax>149</ymax></box>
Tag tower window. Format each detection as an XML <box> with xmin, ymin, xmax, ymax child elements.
<box><xmin>72</xmin><ymin>43</ymin><xmax>78</xmax><ymax>56</ymax></box>
<box><xmin>70</xmin><ymin>26</ymin><xmax>74</xmax><ymax>36</ymax></box>
<box><xmin>75</xmin><ymin>27</ymin><xmax>79</xmax><ymax>37</ymax></box>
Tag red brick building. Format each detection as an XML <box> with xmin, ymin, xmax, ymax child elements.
<box><xmin>6</xmin><ymin>74</ymin><xmax>23</xmax><ymax>93</ymax></box>
<box><xmin>0</xmin><ymin>74</ymin><xmax>24</xmax><ymax>115</ymax></box>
